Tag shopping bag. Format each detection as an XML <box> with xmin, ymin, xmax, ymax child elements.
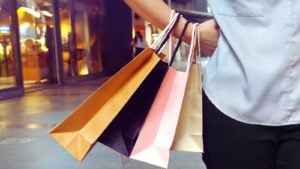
<box><xmin>97</xmin><ymin>60</ymin><xmax>168</xmax><ymax>156</ymax></box>
<box><xmin>171</xmin><ymin>62</ymin><xmax>203</xmax><ymax>152</ymax></box>
<box><xmin>48</xmin><ymin>13</ymin><xmax>181</xmax><ymax>161</ymax></box>
<box><xmin>171</xmin><ymin>25</ymin><xmax>203</xmax><ymax>152</ymax></box>
<box><xmin>48</xmin><ymin>48</ymin><xmax>160</xmax><ymax>161</ymax></box>
<box><xmin>130</xmin><ymin>23</ymin><xmax>199</xmax><ymax>168</ymax></box>
<box><xmin>97</xmin><ymin>12</ymin><xmax>181</xmax><ymax>157</ymax></box>
<box><xmin>168</xmin><ymin>18</ymin><xmax>203</xmax><ymax>152</ymax></box>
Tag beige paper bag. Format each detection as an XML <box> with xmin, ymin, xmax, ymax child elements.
<box><xmin>171</xmin><ymin>62</ymin><xmax>203</xmax><ymax>152</ymax></box>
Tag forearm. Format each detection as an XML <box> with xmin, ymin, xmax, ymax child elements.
<box><xmin>124</xmin><ymin>0</ymin><xmax>219</xmax><ymax>56</ymax></box>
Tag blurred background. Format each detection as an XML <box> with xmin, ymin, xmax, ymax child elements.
<box><xmin>0</xmin><ymin>0</ymin><xmax>211</xmax><ymax>99</ymax></box>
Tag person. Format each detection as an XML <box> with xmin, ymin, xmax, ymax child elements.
<box><xmin>131</xmin><ymin>30</ymin><xmax>148</xmax><ymax>56</ymax></box>
<box><xmin>66</xmin><ymin>32</ymin><xmax>78</xmax><ymax>77</ymax></box>
<box><xmin>45</xmin><ymin>25</ymin><xmax>55</xmax><ymax>83</ymax></box>
<box><xmin>123</xmin><ymin>1</ymin><xmax>300</xmax><ymax>169</ymax></box>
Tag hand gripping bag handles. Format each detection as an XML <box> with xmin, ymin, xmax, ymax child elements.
<box><xmin>47</xmin><ymin>13</ymin><xmax>181</xmax><ymax>161</ymax></box>
<box><xmin>130</xmin><ymin>23</ymin><xmax>200</xmax><ymax>168</ymax></box>
<box><xmin>171</xmin><ymin>25</ymin><xmax>203</xmax><ymax>152</ymax></box>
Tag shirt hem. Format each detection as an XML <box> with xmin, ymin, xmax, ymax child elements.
<box><xmin>203</xmin><ymin>86</ymin><xmax>300</xmax><ymax>127</ymax></box>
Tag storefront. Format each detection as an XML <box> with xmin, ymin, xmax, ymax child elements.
<box><xmin>0</xmin><ymin>0</ymin><xmax>109</xmax><ymax>99</ymax></box>
<box><xmin>18</xmin><ymin>0</ymin><xmax>106</xmax><ymax>86</ymax></box>
<box><xmin>0</xmin><ymin>0</ymin><xmax>212</xmax><ymax>100</ymax></box>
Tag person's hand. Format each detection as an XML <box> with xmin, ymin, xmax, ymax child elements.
<box><xmin>198</xmin><ymin>19</ymin><xmax>220</xmax><ymax>56</ymax></box>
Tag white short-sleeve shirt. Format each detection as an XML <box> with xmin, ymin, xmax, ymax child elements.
<box><xmin>204</xmin><ymin>0</ymin><xmax>300</xmax><ymax>126</ymax></box>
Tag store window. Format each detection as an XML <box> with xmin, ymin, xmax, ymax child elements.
<box><xmin>59</xmin><ymin>0</ymin><xmax>104</xmax><ymax>78</ymax></box>
<box><xmin>17</xmin><ymin>0</ymin><xmax>56</xmax><ymax>88</ymax></box>
<box><xmin>0</xmin><ymin>0</ymin><xmax>17</xmax><ymax>90</ymax></box>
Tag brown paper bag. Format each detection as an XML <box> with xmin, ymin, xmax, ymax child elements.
<box><xmin>171</xmin><ymin>63</ymin><xmax>203</xmax><ymax>152</ymax></box>
<box><xmin>171</xmin><ymin>21</ymin><xmax>203</xmax><ymax>153</ymax></box>
<box><xmin>48</xmin><ymin>48</ymin><xmax>160</xmax><ymax>161</ymax></box>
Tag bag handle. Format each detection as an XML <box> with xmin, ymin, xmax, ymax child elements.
<box><xmin>166</xmin><ymin>12</ymin><xmax>200</xmax><ymax>68</ymax></box>
<box><xmin>151</xmin><ymin>11</ymin><xmax>181</xmax><ymax>54</ymax></box>
<box><xmin>194</xmin><ymin>25</ymin><xmax>201</xmax><ymax>64</ymax></box>
<box><xmin>168</xmin><ymin>10</ymin><xmax>178</xmax><ymax>63</ymax></box>
<box><xmin>186</xmin><ymin>23</ymin><xmax>200</xmax><ymax>70</ymax></box>
<box><xmin>169</xmin><ymin>20</ymin><xmax>192</xmax><ymax>66</ymax></box>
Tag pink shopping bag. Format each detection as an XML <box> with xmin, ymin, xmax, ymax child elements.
<box><xmin>130</xmin><ymin>23</ymin><xmax>199</xmax><ymax>168</ymax></box>
<box><xmin>171</xmin><ymin>24</ymin><xmax>203</xmax><ymax>152</ymax></box>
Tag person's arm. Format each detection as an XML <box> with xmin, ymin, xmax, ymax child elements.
<box><xmin>123</xmin><ymin>0</ymin><xmax>219</xmax><ymax>56</ymax></box>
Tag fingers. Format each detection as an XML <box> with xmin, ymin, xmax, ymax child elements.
<box><xmin>198</xmin><ymin>19</ymin><xmax>220</xmax><ymax>56</ymax></box>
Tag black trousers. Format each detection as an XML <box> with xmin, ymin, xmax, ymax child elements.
<box><xmin>202</xmin><ymin>93</ymin><xmax>300</xmax><ymax>169</ymax></box>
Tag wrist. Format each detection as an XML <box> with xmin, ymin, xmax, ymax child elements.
<box><xmin>185</xmin><ymin>22</ymin><xmax>194</xmax><ymax>43</ymax></box>
<box><xmin>167</xmin><ymin>14</ymin><xmax>192</xmax><ymax>43</ymax></box>
<box><xmin>180</xmin><ymin>20</ymin><xmax>194</xmax><ymax>43</ymax></box>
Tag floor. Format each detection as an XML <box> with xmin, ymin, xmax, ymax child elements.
<box><xmin>0</xmin><ymin>78</ymin><xmax>207</xmax><ymax>169</ymax></box>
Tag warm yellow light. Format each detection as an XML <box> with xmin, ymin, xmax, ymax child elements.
<box><xmin>25</xmin><ymin>124</ymin><xmax>41</xmax><ymax>129</ymax></box>
<box><xmin>41</xmin><ymin>10</ymin><xmax>53</xmax><ymax>17</ymax></box>
<box><xmin>79</xmin><ymin>65</ymin><xmax>88</xmax><ymax>75</ymax></box>
<box><xmin>19</xmin><ymin>7</ymin><xmax>40</xmax><ymax>18</ymax></box>
<box><xmin>41</xmin><ymin>46</ymin><xmax>48</xmax><ymax>52</ymax></box>
<box><xmin>21</xmin><ymin>22</ymin><xmax>31</xmax><ymax>27</ymax></box>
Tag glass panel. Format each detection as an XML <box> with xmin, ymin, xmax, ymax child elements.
<box><xmin>74</xmin><ymin>3</ymin><xmax>90</xmax><ymax>76</ymax></box>
<box><xmin>17</xmin><ymin>0</ymin><xmax>56</xmax><ymax>88</ymax></box>
<box><xmin>0</xmin><ymin>0</ymin><xmax>17</xmax><ymax>90</ymax></box>
<box><xmin>74</xmin><ymin>1</ymin><xmax>104</xmax><ymax>76</ymax></box>
<box><xmin>88</xmin><ymin>0</ymin><xmax>105</xmax><ymax>74</ymax></box>
<box><xmin>59</xmin><ymin>0</ymin><xmax>74</xmax><ymax>77</ymax></box>
<box><xmin>60</xmin><ymin>0</ymin><xmax>104</xmax><ymax>78</ymax></box>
